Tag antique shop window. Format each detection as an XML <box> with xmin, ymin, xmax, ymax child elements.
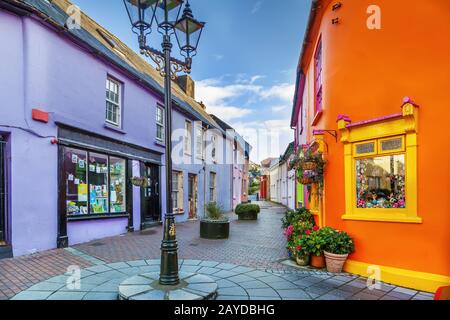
<box><xmin>209</xmin><ymin>172</ymin><xmax>217</xmax><ymax>202</ymax></box>
<box><xmin>156</xmin><ymin>105</ymin><xmax>165</xmax><ymax>142</ymax></box>
<box><xmin>338</xmin><ymin>103</ymin><xmax>421</xmax><ymax>223</ymax></box>
<box><xmin>106</xmin><ymin>77</ymin><xmax>122</xmax><ymax>127</ymax></box>
<box><xmin>63</xmin><ymin>147</ymin><xmax>127</xmax><ymax>217</ymax></box>
<box><xmin>172</xmin><ymin>171</ymin><xmax>183</xmax><ymax>213</ymax></box>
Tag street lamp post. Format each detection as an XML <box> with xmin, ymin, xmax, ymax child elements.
<box><xmin>124</xmin><ymin>0</ymin><xmax>205</xmax><ymax>286</ymax></box>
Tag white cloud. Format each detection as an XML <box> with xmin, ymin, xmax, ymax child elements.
<box><xmin>251</xmin><ymin>1</ymin><xmax>263</xmax><ymax>14</ymax></box>
<box><xmin>213</xmin><ymin>54</ymin><xmax>224</xmax><ymax>61</ymax></box>
<box><xmin>260</xmin><ymin>83</ymin><xmax>295</xmax><ymax>102</ymax></box>
<box><xmin>230</xmin><ymin>118</ymin><xmax>293</xmax><ymax>163</ymax></box>
<box><xmin>207</xmin><ymin>106</ymin><xmax>253</xmax><ymax>122</ymax></box>
<box><xmin>271</xmin><ymin>105</ymin><xmax>288</xmax><ymax>112</ymax></box>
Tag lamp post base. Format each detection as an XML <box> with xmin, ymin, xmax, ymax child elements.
<box><xmin>118</xmin><ymin>272</ymin><xmax>218</xmax><ymax>300</ymax></box>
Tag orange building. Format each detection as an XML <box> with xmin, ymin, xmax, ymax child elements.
<box><xmin>291</xmin><ymin>0</ymin><xmax>450</xmax><ymax>292</ymax></box>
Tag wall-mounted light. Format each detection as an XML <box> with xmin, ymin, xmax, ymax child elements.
<box><xmin>332</xmin><ymin>2</ymin><xmax>342</xmax><ymax>11</ymax></box>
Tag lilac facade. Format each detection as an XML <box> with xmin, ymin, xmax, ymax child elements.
<box><xmin>0</xmin><ymin>4</ymin><xmax>235</xmax><ymax>257</ymax></box>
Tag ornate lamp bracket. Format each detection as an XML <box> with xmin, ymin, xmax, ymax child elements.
<box><xmin>140</xmin><ymin>46</ymin><xmax>191</xmax><ymax>80</ymax></box>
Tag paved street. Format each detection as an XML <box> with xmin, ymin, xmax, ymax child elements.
<box><xmin>1</xmin><ymin>202</ymin><xmax>434</xmax><ymax>300</ymax></box>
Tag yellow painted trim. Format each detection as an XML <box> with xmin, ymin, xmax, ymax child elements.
<box><xmin>353</xmin><ymin>139</ymin><xmax>377</xmax><ymax>157</ymax></box>
<box><xmin>339</xmin><ymin>103</ymin><xmax>420</xmax><ymax>223</ymax></box>
<box><xmin>341</xmin><ymin>214</ymin><xmax>422</xmax><ymax>224</ymax></box>
<box><xmin>378</xmin><ymin>135</ymin><xmax>405</xmax><ymax>154</ymax></box>
<box><xmin>344</xmin><ymin>259</ymin><xmax>450</xmax><ymax>293</ymax></box>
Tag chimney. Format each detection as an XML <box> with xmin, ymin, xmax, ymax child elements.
<box><xmin>176</xmin><ymin>75</ymin><xmax>195</xmax><ymax>99</ymax></box>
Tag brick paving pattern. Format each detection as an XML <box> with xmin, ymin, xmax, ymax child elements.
<box><xmin>0</xmin><ymin>202</ymin><xmax>435</xmax><ymax>300</ymax></box>
<box><xmin>0</xmin><ymin>249</ymin><xmax>92</xmax><ymax>300</ymax></box>
<box><xmin>74</xmin><ymin>201</ymin><xmax>290</xmax><ymax>269</ymax></box>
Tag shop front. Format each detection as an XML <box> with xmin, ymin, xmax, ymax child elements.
<box><xmin>56</xmin><ymin>125</ymin><xmax>162</xmax><ymax>248</ymax></box>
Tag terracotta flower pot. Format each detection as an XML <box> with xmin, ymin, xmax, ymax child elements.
<box><xmin>299</xmin><ymin>176</ymin><xmax>313</xmax><ymax>185</ymax></box>
<box><xmin>324</xmin><ymin>251</ymin><xmax>349</xmax><ymax>273</ymax></box>
<box><xmin>310</xmin><ymin>254</ymin><xmax>325</xmax><ymax>268</ymax></box>
<box><xmin>296</xmin><ymin>255</ymin><xmax>310</xmax><ymax>266</ymax></box>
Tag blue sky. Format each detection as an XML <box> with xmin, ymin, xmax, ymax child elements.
<box><xmin>71</xmin><ymin>0</ymin><xmax>311</xmax><ymax>162</ymax></box>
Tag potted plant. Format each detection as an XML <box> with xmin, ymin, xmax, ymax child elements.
<box><xmin>323</xmin><ymin>228</ymin><xmax>355</xmax><ymax>273</ymax></box>
<box><xmin>235</xmin><ymin>203</ymin><xmax>260</xmax><ymax>220</ymax></box>
<box><xmin>282</xmin><ymin>208</ymin><xmax>316</xmax><ymax>260</ymax></box>
<box><xmin>299</xmin><ymin>226</ymin><xmax>326</xmax><ymax>268</ymax></box>
<box><xmin>200</xmin><ymin>202</ymin><xmax>230</xmax><ymax>239</ymax></box>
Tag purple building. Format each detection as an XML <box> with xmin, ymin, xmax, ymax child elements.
<box><xmin>0</xmin><ymin>0</ymin><xmax>234</xmax><ymax>258</ymax></box>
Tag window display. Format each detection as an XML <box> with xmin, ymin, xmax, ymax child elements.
<box><xmin>89</xmin><ymin>153</ymin><xmax>109</xmax><ymax>214</ymax></box>
<box><xmin>63</xmin><ymin>146</ymin><xmax>127</xmax><ymax>217</ymax></box>
<box><xmin>110</xmin><ymin>157</ymin><xmax>126</xmax><ymax>213</ymax></box>
<box><xmin>65</xmin><ymin>148</ymin><xmax>88</xmax><ymax>215</ymax></box>
<box><xmin>356</xmin><ymin>154</ymin><xmax>405</xmax><ymax>209</ymax></box>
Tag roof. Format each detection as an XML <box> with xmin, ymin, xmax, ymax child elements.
<box><xmin>210</xmin><ymin>114</ymin><xmax>251</xmax><ymax>154</ymax></box>
<box><xmin>7</xmin><ymin>0</ymin><xmax>224</xmax><ymax>133</ymax></box>
<box><xmin>280</xmin><ymin>142</ymin><xmax>294</xmax><ymax>164</ymax></box>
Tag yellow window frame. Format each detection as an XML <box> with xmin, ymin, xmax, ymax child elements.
<box><xmin>353</xmin><ymin>139</ymin><xmax>378</xmax><ymax>158</ymax></box>
<box><xmin>337</xmin><ymin>103</ymin><xmax>421</xmax><ymax>224</ymax></box>
<box><xmin>378</xmin><ymin>135</ymin><xmax>405</xmax><ymax>155</ymax></box>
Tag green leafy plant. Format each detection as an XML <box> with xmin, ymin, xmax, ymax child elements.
<box><xmin>204</xmin><ymin>202</ymin><xmax>228</xmax><ymax>222</ymax></box>
<box><xmin>281</xmin><ymin>208</ymin><xmax>315</xmax><ymax>229</ymax></box>
<box><xmin>325</xmin><ymin>229</ymin><xmax>355</xmax><ymax>255</ymax></box>
<box><xmin>299</xmin><ymin>228</ymin><xmax>327</xmax><ymax>257</ymax></box>
<box><xmin>235</xmin><ymin>203</ymin><xmax>260</xmax><ymax>215</ymax></box>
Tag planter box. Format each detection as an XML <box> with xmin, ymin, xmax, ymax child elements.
<box><xmin>200</xmin><ymin>220</ymin><xmax>230</xmax><ymax>239</ymax></box>
<box><xmin>237</xmin><ymin>212</ymin><xmax>258</xmax><ymax>221</ymax></box>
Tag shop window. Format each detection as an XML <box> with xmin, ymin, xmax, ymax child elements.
<box><xmin>63</xmin><ymin>147</ymin><xmax>127</xmax><ymax>217</ymax></box>
<box><xmin>156</xmin><ymin>105</ymin><xmax>165</xmax><ymax>142</ymax></box>
<box><xmin>209</xmin><ymin>172</ymin><xmax>216</xmax><ymax>202</ymax></box>
<box><xmin>172</xmin><ymin>171</ymin><xmax>183</xmax><ymax>213</ymax></box>
<box><xmin>338</xmin><ymin>103</ymin><xmax>421</xmax><ymax>223</ymax></box>
<box><xmin>106</xmin><ymin>77</ymin><xmax>122</xmax><ymax>127</ymax></box>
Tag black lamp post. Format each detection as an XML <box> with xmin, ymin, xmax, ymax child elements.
<box><xmin>124</xmin><ymin>0</ymin><xmax>205</xmax><ymax>286</ymax></box>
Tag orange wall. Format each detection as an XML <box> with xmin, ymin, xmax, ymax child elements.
<box><xmin>301</xmin><ymin>0</ymin><xmax>450</xmax><ymax>276</ymax></box>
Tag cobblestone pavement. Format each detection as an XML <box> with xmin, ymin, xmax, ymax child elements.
<box><xmin>1</xmin><ymin>201</ymin><xmax>435</xmax><ymax>300</ymax></box>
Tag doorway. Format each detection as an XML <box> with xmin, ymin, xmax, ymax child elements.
<box><xmin>140</xmin><ymin>163</ymin><xmax>161</xmax><ymax>229</ymax></box>
<box><xmin>188</xmin><ymin>174</ymin><xmax>198</xmax><ymax>220</ymax></box>
<box><xmin>0</xmin><ymin>136</ymin><xmax>6</xmax><ymax>245</ymax></box>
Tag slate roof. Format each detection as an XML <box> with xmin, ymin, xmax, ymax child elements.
<box><xmin>7</xmin><ymin>0</ymin><xmax>224</xmax><ymax>133</ymax></box>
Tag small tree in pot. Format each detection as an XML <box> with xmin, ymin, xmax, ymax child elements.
<box><xmin>200</xmin><ymin>202</ymin><xmax>230</xmax><ymax>239</ymax></box>
<box><xmin>323</xmin><ymin>228</ymin><xmax>355</xmax><ymax>273</ymax></box>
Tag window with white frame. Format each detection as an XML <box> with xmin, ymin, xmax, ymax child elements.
<box><xmin>209</xmin><ymin>172</ymin><xmax>216</xmax><ymax>202</ymax></box>
<box><xmin>196</xmin><ymin>126</ymin><xmax>203</xmax><ymax>159</ymax></box>
<box><xmin>172</xmin><ymin>171</ymin><xmax>183</xmax><ymax>213</ymax></box>
<box><xmin>106</xmin><ymin>77</ymin><xmax>122</xmax><ymax>127</ymax></box>
<box><xmin>211</xmin><ymin>134</ymin><xmax>218</xmax><ymax>162</ymax></box>
<box><xmin>184</xmin><ymin>121</ymin><xmax>192</xmax><ymax>155</ymax></box>
<box><xmin>156</xmin><ymin>105</ymin><xmax>165</xmax><ymax>142</ymax></box>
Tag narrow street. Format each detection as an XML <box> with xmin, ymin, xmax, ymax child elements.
<box><xmin>1</xmin><ymin>202</ymin><xmax>433</xmax><ymax>300</ymax></box>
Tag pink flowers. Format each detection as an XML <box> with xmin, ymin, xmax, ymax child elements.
<box><xmin>313</xmin><ymin>226</ymin><xmax>319</xmax><ymax>231</ymax></box>
<box><xmin>305</xmin><ymin>230</ymin><xmax>311</xmax><ymax>235</ymax></box>
<box><xmin>284</xmin><ymin>225</ymin><xmax>294</xmax><ymax>238</ymax></box>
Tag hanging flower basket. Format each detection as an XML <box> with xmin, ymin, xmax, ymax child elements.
<box><xmin>130</xmin><ymin>176</ymin><xmax>148</xmax><ymax>187</ymax></box>
<box><xmin>302</xmin><ymin>161</ymin><xmax>317</xmax><ymax>170</ymax></box>
<box><xmin>298</xmin><ymin>176</ymin><xmax>313</xmax><ymax>185</ymax></box>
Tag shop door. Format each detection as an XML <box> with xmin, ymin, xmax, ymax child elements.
<box><xmin>188</xmin><ymin>174</ymin><xmax>198</xmax><ymax>220</ymax></box>
<box><xmin>140</xmin><ymin>163</ymin><xmax>161</xmax><ymax>226</ymax></box>
<box><xmin>0</xmin><ymin>137</ymin><xmax>6</xmax><ymax>244</ymax></box>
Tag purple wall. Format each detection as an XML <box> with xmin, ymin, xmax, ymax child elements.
<box><xmin>0</xmin><ymin>12</ymin><xmax>169</xmax><ymax>256</ymax></box>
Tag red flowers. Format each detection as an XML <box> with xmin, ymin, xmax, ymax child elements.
<box><xmin>296</xmin><ymin>245</ymin><xmax>302</xmax><ymax>251</ymax></box>
<box><xmin>305</xmin><ymin>230</ymin><xmax>311</xmax><ymax>235</ymax></box>
<box><xmin>313</xmin><ymin>226</ymin><xmax>319</xmax><ymax>231</ymax></box>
